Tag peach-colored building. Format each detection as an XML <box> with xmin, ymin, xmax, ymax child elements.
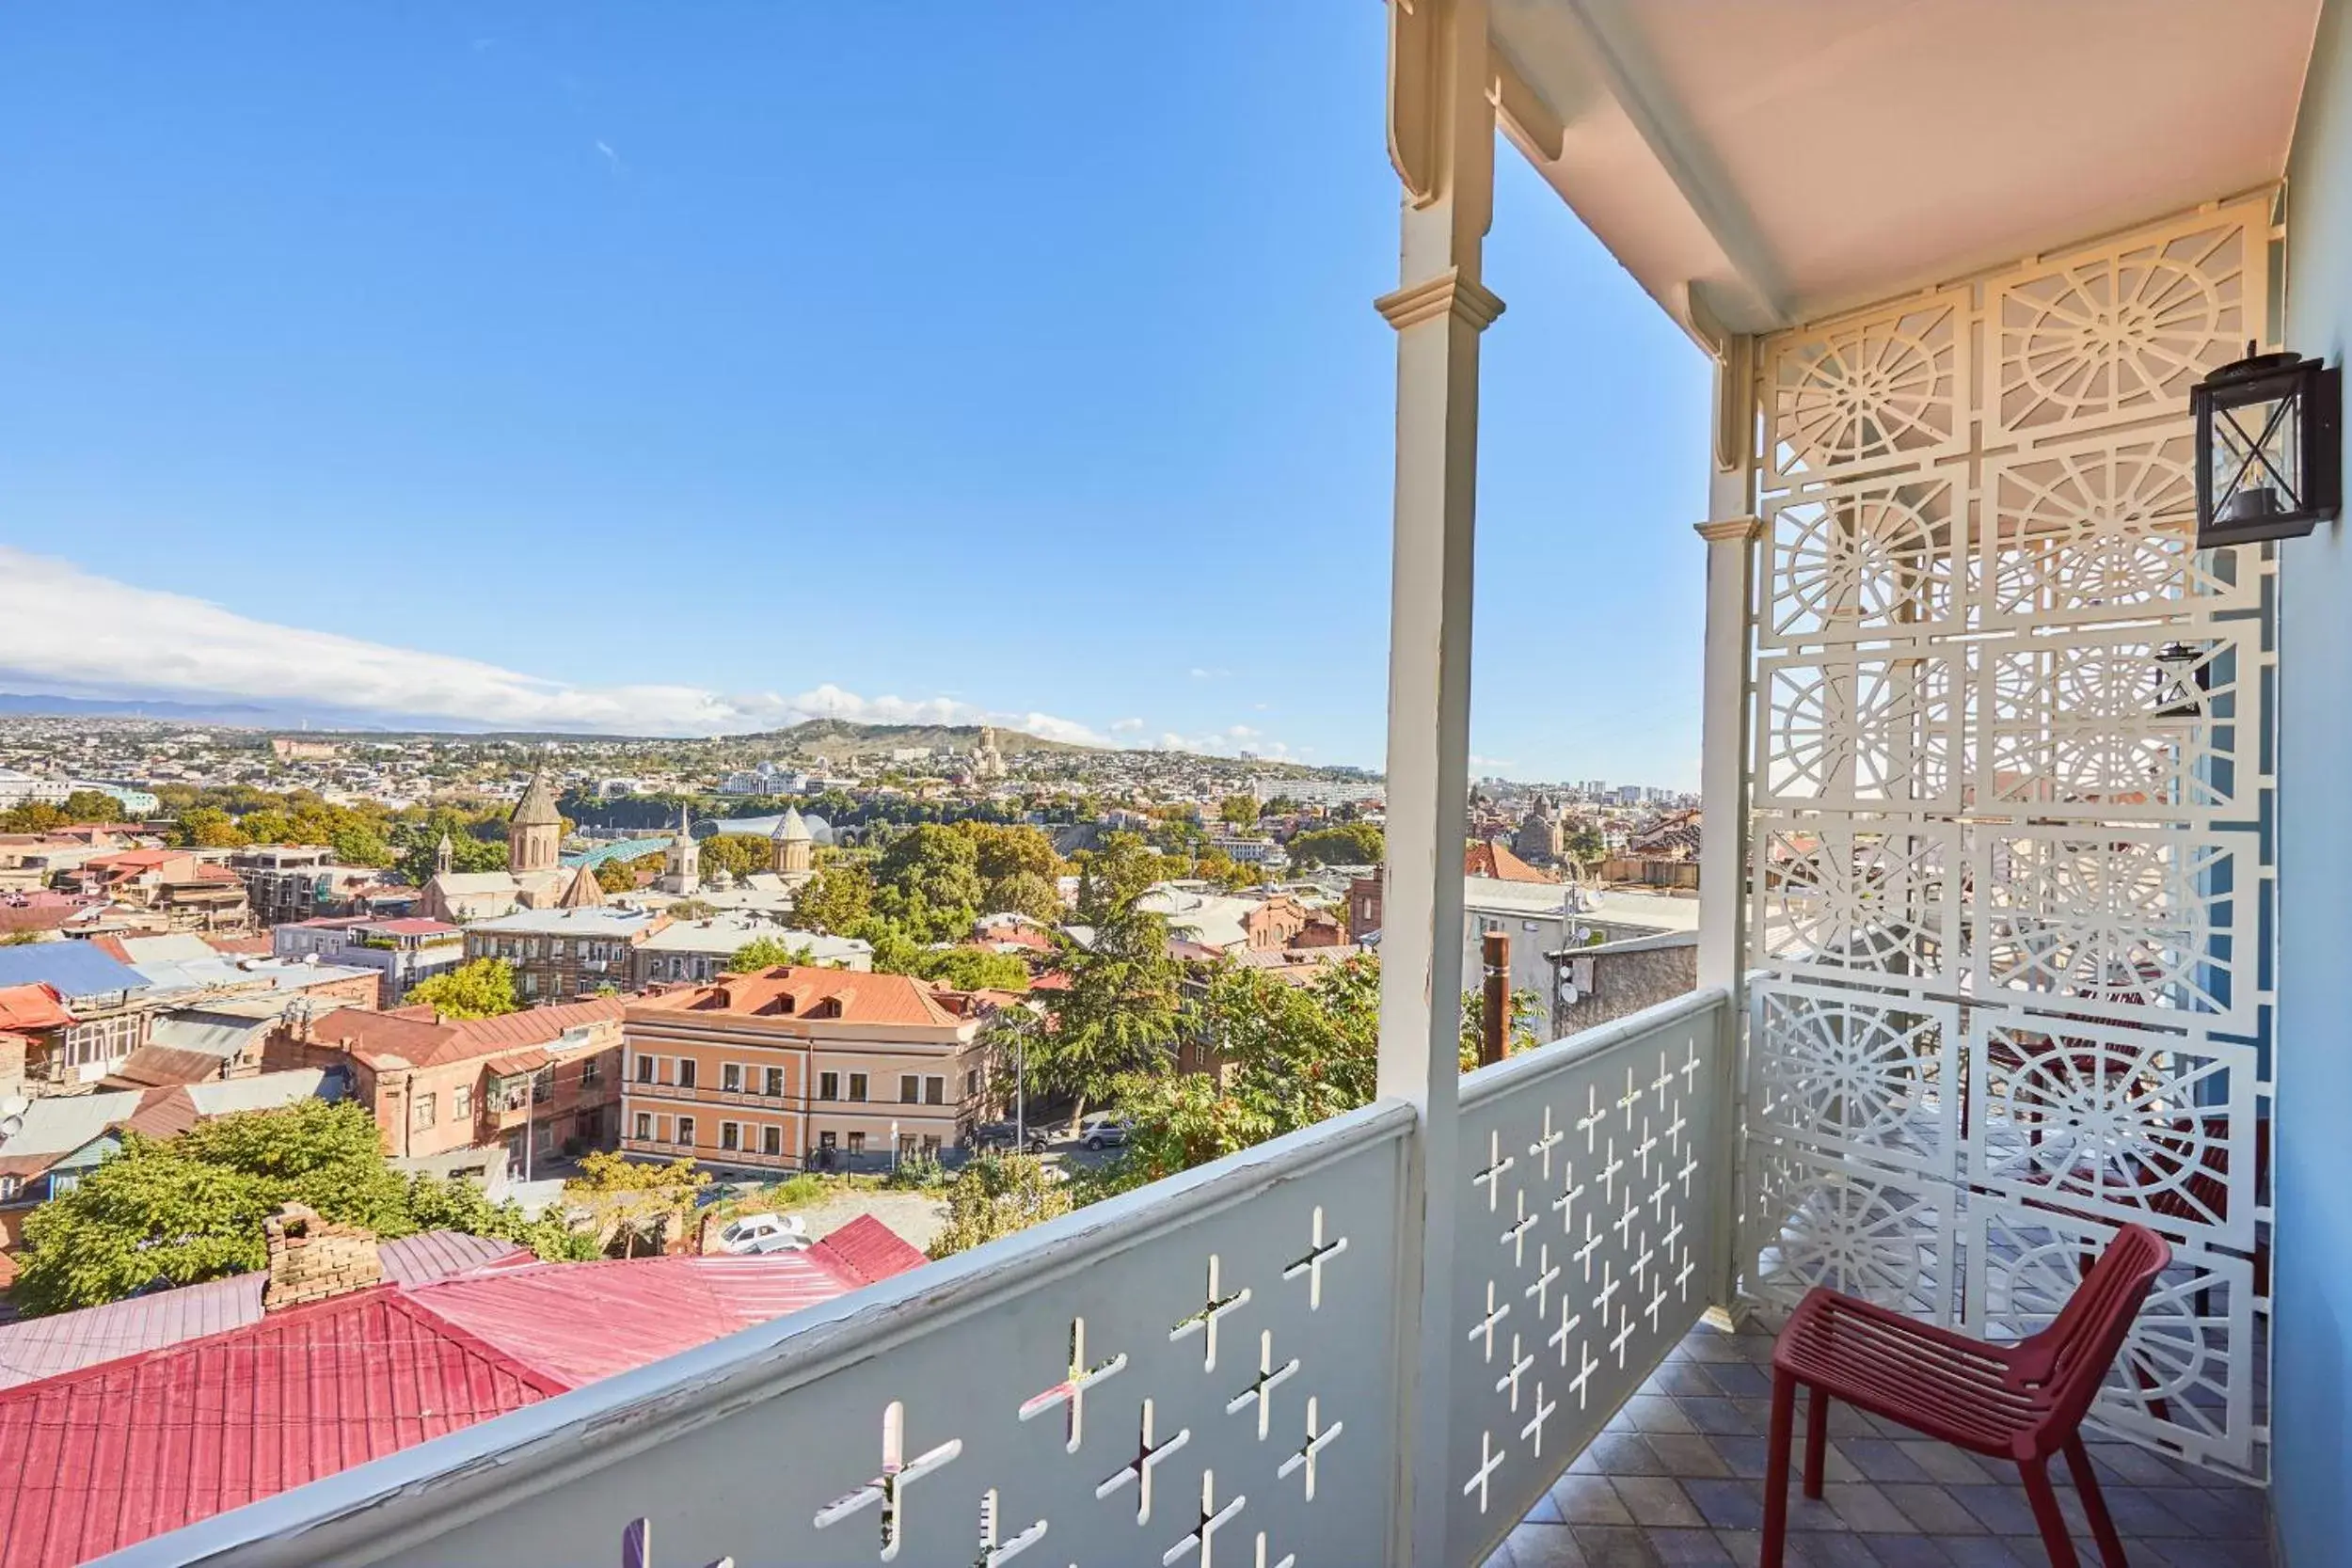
<box><xmin>622</xmin><ymin>967</ymin><xmax>992</xmax><ymax>1171</ymax></box>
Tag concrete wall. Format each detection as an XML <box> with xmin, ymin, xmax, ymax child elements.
<box><xmin>2274</xmin><ymin>7</ymin><xmax>2352</xmax><ymax>1560</ymax></box>
<box><xmin>1550</xmin><ymin>936</ymin><xmax>1698</xmax><ymax>1039</ymax></box>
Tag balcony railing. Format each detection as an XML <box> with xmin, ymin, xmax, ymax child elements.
<box><xmin>115</xmin><ymin>988</ymin><xmax>1729</xmax><ymax>1568</ymax></box>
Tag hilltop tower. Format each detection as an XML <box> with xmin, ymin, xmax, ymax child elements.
<box><xmin>433</xmin><ymin>831</ymin><xmax>453</xmax><ymax>878</ymax></box>
<box><xmin>507</xmin><ymin>766</ymin><xmax>563</xmax><ymax>875</ymax></box>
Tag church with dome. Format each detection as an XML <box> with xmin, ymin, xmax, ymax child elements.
<box><xmin>418</xmin><ymin>764</ymin><xmax>604</xmax><ymax>924</ymax></box>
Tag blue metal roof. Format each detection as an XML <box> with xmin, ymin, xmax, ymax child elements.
<box><xmin>0</xmin><ymin>942</ymin><xmax>147</xmax><ymax>1001</ymax></box>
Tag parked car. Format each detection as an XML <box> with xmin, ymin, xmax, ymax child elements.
<box><xmin>971</xmin><ymin>1120</ymin><xmax>1050</xmax><ymax>1153</ymax></box>
<box><xmin>1079</xmin><ymin>1115</ymin><xmax>1131</xmax><ymax>1151</ymax></box>
<box><xmin>715</xmin><ymin>1212</ymin><xmax>808</xmax><ymax>1255</ymax></box>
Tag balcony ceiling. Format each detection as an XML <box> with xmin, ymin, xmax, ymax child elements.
<box><xmin>1491</xmin><ymin>0</ymin><xmax>2323</xmax><ymax>341</ymax></box>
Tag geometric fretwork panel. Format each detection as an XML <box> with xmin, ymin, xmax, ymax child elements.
<box><xmin>1743</xmin><ymin>196</ymin><xmax>2278</xmax><ymax>1479</ymax></box>
<box><xmin>1757</xmin><ymin>651</ymin><xmax>1961</xmax><ymax>810</ymax></box>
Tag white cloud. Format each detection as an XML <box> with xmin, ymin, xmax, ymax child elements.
<box><xmin>1188</xmin><ymin>666</ymin><xmax>1231</xmax><ymax>680</ymax></box>
<box><xmin>1110</xmin><ymin>718</ymin><xmax>1145</xmax><ymax>734</ymax></box>
<box><xmin>0</xmin><ymin>549</ymin><xmax>1107</xmax><ymax>743</ymax></box>
<box><xmin>593</xmin><ymin>139</ymin><xmax>624</xmax><ymax>174</ymax></box>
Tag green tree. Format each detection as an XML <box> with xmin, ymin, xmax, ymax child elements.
<box><xmin>1285</xmin><ymin>823</ymin><xmax>1385</xmax><ymax>868</ymax></box>
<box><xmin>11</xmin><ymin>1101</ymin><xmax>590</xmax><ymax>1315</ymax></box>
<box><xmin>1219</xmin><ymin>795</ymin><xmax>1261</xmax><ymax>828</ymax></box>
<box><xmin>1038</xmin><ymin>836</ymin><xmax>1181</xmax><ymax>1122</ymax></box>
<box><xmin>874</xmin><ymin>825</ymin><xmax>985</xmax><ymax>940</ymax></box>
<box><xmin>390</xmin><ymin>811</ymin><xmax>508</xmax><ymax>886</ymax></box>
<box><xmin>927</xmin><ymin>1154</ymin><xmax>1073</xmax><ymax>1259</ymax></box>
<box><xmin>698</xmin><ymin>832</ymin><xmax>770</xmax><ymax>880</ymax></box>
<box><xmin>1458</xmin><ymin>984</ymin><xmax>1546</xmax><ymax>1065</ymax></box>
<box><xmin>951</xmin><ymin>821</ymin><xmax>1067</xmax><ymax>912</ymax></box>
<box><xmin>913</xmin><ymin>946</ymin><xmax>1032</xmax><ymax>992</ymax></box>
<box><xmin>987</xmin><ymin>869</ymin><xmax>1062</xmax><ymax>921</ymax></box>
<box><xmin>177</xmin><ymin>806</ymin><xmax>247</xmax><ymax>848</ymax></box>
<box><xmin>794</xmin><ymin>862</ymin><xmax>876</xmax><ymax>935</ymax></box>
<box><xmin>564</xmin><ymin>1151</ymin><xmax>707</xmax><ymax>1258</ymax></box>
<box><xmin>405</xmin><ymin>958</ymin><xmax>521</xmax><ymax>1019</ymax></box>
<box><xmin>60</xmin><ymin>789</ymin><xmax>129</xmax><ymax>823</ymax></box>
<box><xmin>727</xmin><ymin>934</ymin><xmax>818</xmax><ymax>972</ymax></box>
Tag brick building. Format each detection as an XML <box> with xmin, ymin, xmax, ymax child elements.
<box><xmin>461</xmin><ymin>907</ymin><xmax>661</xmax><ymax>1006</ymax></box>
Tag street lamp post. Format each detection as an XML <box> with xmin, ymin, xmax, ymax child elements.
<box><xmin>890</xmin><ymin>1119</ymin><xmax>899</xmax><ymax>1174</ymax></box>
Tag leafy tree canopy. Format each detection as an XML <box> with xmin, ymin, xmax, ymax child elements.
<box><xmin>405</xmin><ymin>957</ymin><xmax>521</xmax><ymax>1020</ymax></box>
<box><xmin>1219</xmin><ymin>794</ymin><xmax>1261</xmax><ymax>827</ymax></box>
<box><xmin>728</xmin><ymin>934</ymin><xmax>818</xmax><ymax>972</ymax></box>
<box><xmin>874</xmin><ymin>824</ymin><xmax>986</xmax><ymax>941</ymax></box>
<box><xmin>795</xmin><ymin>862</ymin><xmax>876</xmax><ymax>935</ymax></box>
<box><xmin>1040</xmin><ymin>836</ymin><xmax>1181</xmax><ymax>1120</ymax></box>
<box><xmin>1285</xmin><ymin>822</ymin><xmax>1386</xmax><ymax>868</ymax></box>
<box><xmin>13</xmin><ymin>1101</ymin><xmax>590</xmax><ymax>1316</ymax></box>
<box><xmin>697</xmin><ymin>831</ymin><xmax>770</xmax><ymax>881</ymax></box>
<box><xmin>927</xmin><ymin>1154</ymin><xmax>1072</xmax><ymax>1259</ymax></box>
<box><xmin>909</xmin><ymin>946</ymin><xmax>1031</xmax><ymax>992</ymax></box>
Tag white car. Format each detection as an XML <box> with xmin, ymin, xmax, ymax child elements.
<box><xmin>1079</xmin><ymin>1116</ymin><xmax>1132</xmax><ymax>1151</ymax></box>
<box><xmin>715</xmin><ymin>1212</ymin><xmax>808</xmax><ymax>1255</ymax></box>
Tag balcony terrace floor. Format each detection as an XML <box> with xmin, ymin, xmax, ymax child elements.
<box><xmin>1486</xmin><ymin>1318</ymin><xmax>2272</xmax><ymax>1568</ymax></box>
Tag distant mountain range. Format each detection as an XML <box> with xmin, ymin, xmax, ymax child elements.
<box><xmin>753</xmin><ymin>719</ymin><xmax>1097</xmax><ymax>760</ymax></box>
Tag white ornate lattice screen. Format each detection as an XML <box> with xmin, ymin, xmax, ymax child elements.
<box><xmin>1738</xmin><ymin>197</ymin><xmax>2278</xmax><ymax>1479</ymax></box>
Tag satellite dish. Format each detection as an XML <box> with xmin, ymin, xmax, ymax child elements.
<box><xmin>0</xmin><ymin>1095</ymin><xmax>28</xmax><ymax>1145</ymax></box>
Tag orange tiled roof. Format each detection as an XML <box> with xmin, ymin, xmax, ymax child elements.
<box><xmin>1464</xmin><ymin>839</ymin><xmax>1560</xmax><ymax>883</ymax></box>
<box><xmin>639</xmin><ymin>967</ymin><xmax>966</xmax><ymax>1028</ymax></box>
<box><xmin>312</xmin><ymin>996</ymin><xmax>625</xmax><ymax>1070</ymax></box>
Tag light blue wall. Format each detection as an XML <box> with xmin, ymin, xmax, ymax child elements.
<box><xmin>2275</xmin><ymin>4</ymin><xmax>2352</xmax><ymax>1563</ymax></box>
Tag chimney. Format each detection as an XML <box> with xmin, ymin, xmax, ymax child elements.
<box><xmin>262</xmin><ymin>1202</ymin><xmax>383</xmax><ymax>1311</ymax></box>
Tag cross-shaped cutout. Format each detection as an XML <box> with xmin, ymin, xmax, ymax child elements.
<box><xmin>814</xmin><ymin>1401</ymin><xmax>963</xmax><ymax>1561</ymax></box>
<box><xmin>1610</xmin><ymin>1303</ymin><xmax>1638</xmax><ymax>1368</ymax></box>
<box><xmin>1253</xmin><ymin>1533</ymin><xmax>1295</xmax><ymax>1568</ymax></box>
<box><xmin>1616</xmin><ymin>1065</ymin><xmax>1643</xmax><ymax>1127</ymax></box>
<box><xmin>1501</xmin><ymin>1187</ymin><xmax>1536</xmax><ymax>1266</ymax></box>
<box><xmin>1571</xmin><ymin>1214</ymin><xmax>1603</xmax><ymax>1278</ymax></box>
<box><xmin>1597</xmin><ymin>1138</ymin><xmax>1625</xmax><ymax>1205</ymax></box>
<box><xmin>1548</xmin><ymin>1295</ymin><xmax>1582</xmax><ymax>1367</ymax></box>
<box><xmin>1677</xmin><ymin>1151</ymin><xmax>1700</xmax><ymax>1196</ymax></box>
<box><xmin>1520</xmin><ymin>1381</ymin><xmax>1559</xmax><ymax>1459</ymax></box>
<box><xmin>1633</xmin><ymin>1119</ymin><xmax>1659</xmax><ymax>1178</ymax></box>
<box><xmin>1471</xmin><ymin>1129</ymin><xmax>1516</xmax><ymax>1212</ymax></box>
<box><xmin>1593</xmin><ymin>1259</ymin><xmax>1621</xmax><ymax>1320</ymax></box>
<box><xmin>1281</xmin><ymin>1206</ymin><xmax>1347</xmax><ymax>1310</ymax></box>
<box><xmin>1645</xmin><ymin>1275</ymin><xmax>1670</xmax><ymax>1335</ymax></box>
<box><xmin>1018</xmin><ymin>1316</ymin><xmax>1128</xmax><ymax>1453</ymax></box>
<box><xmin>620</xmin><ymin>1517</ymin><xmax>735</xmax><ymax>1568</ymax></box>
<box><xmin>1278</xmin><ymin>1396</ymin><xmax>1343</xmax><ymax>1500</ymax></box>
<box><xmin>1225</xmin><ymin>1329</ymin><xmax>1300</xmax><ymax>1441</ymax></box>
<box><xmin>1552</xmin><ymin>1167</ymin><xmax>1585</xmax><ymax>1236</ymax></box>
<box><xmin>1494</xmin><ymin>1331</ymin><xmax>1534</xmax><ymax>1411</ymax></box>
<box><xmin>1679</xmin><ymin>1045</ymin><xmax>1702</xmax><ymax>1096</ymax></box>
<box><xmin>1651</xmin><ymin>1054</ymin><xmax>1676</xmax><ymax>1102</ymax></box>
<box><xmin>1661</xmin><ymin>1212</ymin><xmax>1685</xmax><ymax>1259</ymax></box>
<box><xmin>1530</xmin><ymin>1106</ymin><xmax>1564</xmax><ymax>1180</ymax></box>
<box><xmin>1567</xmin><ymin>1337</ymin><xmax>1600</xmax><ymax>1406</ymax></box>
<box><xmin>1612</xmin><ymin>1197</ymin><xmax>1639</xmax><ymax>1251</ymax></box>
<box><xmin>1648</xmin><ymin>1173</ymin><xmax>1674</xmax><ymax>1223</ymax></box>
<box><xmin>1629</xmin><ymin>1238</ymin><xmax>1654</xmax><ymax>1292</ymax></box>
<box><xmin>1661</xmin><ymin>1108</ymin><xmax>1688</xmax><ymax>1156</ymax></box>
<box><xmin>1171</xmin><ymin>1255</ymin><xmax>1251</xmax><ymax>1372</ymax></box>
<box><xmin>1466</xmin><ymin>1278</ymin><xmax>1510</xmax><ymax>1362</ymax></box>
<box><xmin>1575</xmin><ymin>1084</ymin><xmax>1606</xmax><ymax>1150</ymax></box>
<box><xmin>1096</xmin><ymin>1399</ymin><xmax>1190</xmax><ymax>1524</ymax></box>
<box><xmin>1676</xmin><ymin>1248</ymin><xmax>1697</xmax><ymax>1299</ymax></box>
<box><xmin>972</xmin><ymin>1488</ymin><xmax>1047</xmax><ymax>1568</ymax></box>
<box><xmin>1462</xmin><ymin>1430</ymin><xmax>1506</xmax><ymax>1513</ymax></box>
<box><xmin>1524</xmin><ymin>1243</ymin><xmax>1560</xmax><ymax>1318</ymax></box>
<box><xmin>1162</xmin><ymin>1470</ymin><xmax>1245</xmax><ymax>1568</ymax></box>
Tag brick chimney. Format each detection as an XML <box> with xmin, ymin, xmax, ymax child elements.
<box><xmin>262</xmin><ymin>1202</ymin><xmax>383</xmax><ymax>1311</ymax></box>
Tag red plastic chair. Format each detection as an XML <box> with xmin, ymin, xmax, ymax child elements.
<box><xmin>1762</xmin><ymin>1224</ymin><xmax>2172</xmax><ymax>1568</ymax></box>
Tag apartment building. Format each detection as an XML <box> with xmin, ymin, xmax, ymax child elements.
<box><xmin>620</xmin><ymin>966</ymin><xmax>990</xmax><ymax>1172</ymax></box>
<box><xmin>461</xmin><ymin>907</ymin><xmax>661</xmax><ymax>1004</ymax></box>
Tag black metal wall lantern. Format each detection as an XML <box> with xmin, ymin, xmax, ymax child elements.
<box><xmin>2152</xmin><ymin>641</ymin><xmax>2207</xmax><ymax>721</ymax></box>
<box><xmin>2192</xmin><ymin>342</ymin><xmax>2341</xmax><ymax>547</ymax></box>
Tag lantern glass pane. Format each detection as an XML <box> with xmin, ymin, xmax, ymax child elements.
<box><xmin>2212</xmin><ymin>388</ymin><xmax>2301</xmax><ymax>524</ymax></box>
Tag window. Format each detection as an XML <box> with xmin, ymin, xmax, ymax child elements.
<box><xmin>522</xmin><ymin>972</ymin><xmax>539</xmax><ymax>996</ymax></box>
<box><xmin>848</xmin><ymin>1073</ymin><xmax>868</xmax><ymax>1102</ymax></box>
<box><xmin>580</xmin><ymin>1055</ymin><xmax>601</xmax><ymax>1086</ymax></box>
<box><xmin>676</xmin><ymin>1116</ymin><xmax>696</xmax><ymax>1147</ymax></box>
<box><xmin>899</xmin><ymin>1074</ymin><xmax>919</xmax><ymax>1104</ymax></box>
<box><xmin>635</xmin><ymin>1112</ymin><xmax>652</xmax><ymax>1140</ymax></box>
<box><xmin>0</xmin><ymin>1176</ymin><xmax>19</xmax><ymax>1202</ymax></box>
<box><xmin>678</xmin><ymin>1059</ymin><xmax>698</xmax><ymax>1089</ymax></box>
<box><xmin>48</xmin><ymin>1171</ymin><xmax>80</xmax><ymax>1196</ymax></box>
<box><xmin>819</xmin><ymin>1131</ymin><xmax>838</xmax><ymax>1151</ymax></box>
<box><xmin>763</xmin><ymin>1066</ymin><xmax>785</xmax><ymax>1097</ymax></box>
<box><xmin>723</xmin><ymin>1063</ymin><xmax>743</xmax><ymax>1093</ymax></box>
<box><xmin>762</xmin><ymin>1125</ymin><xmax>782</xmax><ymax>1157</ymax></box>
<box><xmin>818</xmin><ymin>1071</ymin><xmax>840</xmax><ymax>1101</ymax></box>
<box><xmin>925</xmin><ymin>1076</ymin><xmax>945</xmax><ymax>1105</ymax></box>
<box><xmin>921</xmin><ymin>1135</ymin><xmax>941</xmax><ymax>1157</ymax></box>
<box><xmin>720</xmin><ymin>1122</ymin><xmax>739</xmax><ymax>1152</ymax></box>
<box><xmin>412</xmin><ymin>1093</ymin><xmax>437</xmax><ymax>1130</ymax></box>
<box><xmin>847</xmin><ymin>1132</ymin><xmax>866</xmax><ymax>1155</ymax></box>
<box><xmin>965</xmin><ymin>1069</ymin><xmax>978</xmax><ymax>1096</ymax></box>
<box><xmin>453</xmin><ymin>1085</ymin><xmax>471</xmax><ymax>1119</ymax></box>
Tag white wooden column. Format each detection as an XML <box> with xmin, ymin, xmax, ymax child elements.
<box><xmin>1375</xmin><ymin>0</ymin><xmax>1497</xmax><ymax>1560</ymax></box>
<box><xmin>1695</xmin><ymin>341</ymin><xmax>1759</xmax><ymax>1311</ymax></box>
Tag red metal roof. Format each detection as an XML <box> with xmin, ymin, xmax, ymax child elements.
<box><xmin>808</xmin><ymin>1213</ymin><xmax>931</xmax><ymax>1287</ymax></box>
<box><xmin>0</xmin><ymin>1288</ymin><xmax>567</xmax><ymax>1568</ymax></box>
<box><xmin>0</xmin><ymin>1233</ymin><xmax>526</xmax><ymax>1392</ymax></box>
<box><xmin>407</xmin><ymin>1250</ymin><xmax>872</xmax><ymax>1387</ymax></box>
<box><xmin>0</xmin><ymin>984</ymin><xmax>72</xmax><ymax>1032</ymax></box>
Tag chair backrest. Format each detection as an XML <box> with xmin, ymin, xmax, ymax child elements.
<box><xmin>2007</xmin><ymin>1224</ymin><xmax>2172</xmax><ymax>1431</ymax></box>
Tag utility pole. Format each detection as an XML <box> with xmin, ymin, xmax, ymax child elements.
<box><xmin>1480</xmin><ymin>929</ymin><xmax>1510</xmax><ymax>1067</ymax></box>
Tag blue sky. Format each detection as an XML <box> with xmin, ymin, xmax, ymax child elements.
<box><xmin>0</xmin><ymin>4</ymin><xmax>1709</xmax><ymax>786</ymax></box>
